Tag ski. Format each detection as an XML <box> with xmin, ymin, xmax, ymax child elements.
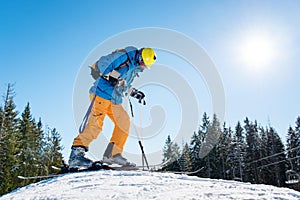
<box><xmin>18</xmin><ymin>161</ymin><xmax>113</xmax><ymax>180</ymax></box>
<box><xmin>107</xmin><ymin>165</ymin><xmax>140</xmax><ymax>171</ymax></box>
<box><xmin>18</xmin><ymin>166</ymin><xmax>204</xmax><ymax>180</ymax></box>
<box><xmin>52</xmin><ymin>163</ymin><xmax>141</xmax><ymax>173</ymax></box>
<box><xmin>165</xmin><ymin>167</ymin><xmax>205</xmax><ymax>175</ymax></box>
<box><xmin>18</xmin><ymin>174</ymin><xmax>62</xmax><ymax>180</ymax></box>
<box><xmin>17</xmin><ymin>159</ymin><xmax>182</xmax><ymax>180</ymax></box>
<box><xmin>101</xmin><ymin>159</ymin><xmax>172</xmax><ymax>171</ymax></box>
<box><xmin>149</xmin><ymin>158</ymin><xmax>172</xmax><ymax>169</ymax></box>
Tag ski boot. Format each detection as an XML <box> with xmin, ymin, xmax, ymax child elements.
<box><xmin>68</xmin><ymin>146</ymin><xmax>94</xmax><ymax>170</ymax></box>
<box><xmin>102</xmin><ymin>142</ymin><xmax>136</xmax><ymax>167</ymax></box>
<box><xmin>103</xmin><ymin>154</ymin><xmax>136</xmax><ymax>167</ymax></box>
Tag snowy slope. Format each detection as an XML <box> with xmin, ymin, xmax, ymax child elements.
<box><xmin>1</xmin><ymin>170</ymin><xmax>300</xmax><ymax>200</ymax></box>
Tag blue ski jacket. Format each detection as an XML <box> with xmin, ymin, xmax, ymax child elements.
<box><xmin>89</xmin><ymin>46</ymin><xmax>144</xmax><ymax>104</ymax></box>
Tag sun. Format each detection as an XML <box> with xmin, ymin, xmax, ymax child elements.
<box><xmin>239</xmin><ymin>33</ymin><xmax>276</xmax><ymax>72</ymax></box>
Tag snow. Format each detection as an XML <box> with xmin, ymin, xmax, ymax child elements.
<box><xmin>1</xmin><ymin>171</ymin><xmax>300</xmax><ymax>200</ymax></box>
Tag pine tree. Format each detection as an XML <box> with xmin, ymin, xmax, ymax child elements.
<box><xmin>287</xmin><ymin>126</ymin><xmax>300</xmax><ymax>172</ymax></box>
<box><xmin>197</xmin><ymin>112</ymin><xmax>210</xmax><ymax>159</ymax></box>
<box><xmin>293</xmin><ymin>117</ymin><xmax>300</xmax><ymax>172</ymax></box>
<box><xmin>43</xmin><ymin>127</ymin><xmax>63</xmax><ymax>174</ymax></box>
<box><xmin>254</xmin><ymin>126</ymin><xmax>286</xmax><ymax>186</ymax></box>
<box><xmin>232</xmin><ymin>121</ymin><xmax>246</xmax><ymax>181</ymax></box>
<box><xmin>189</xmin><ymin>129</ymin><xmax>204</xmax><ymax>175</ymax></box>
<box><xmin>244</xmin><ymin>118</ymin><xmax>260</xmax><ymax>183</ymax></box>
<box><xmin>189</xmin><ymin>113</ymin><xmax>211</xmax><ymax>176</ymax></box>
<box><xmin>196</xmin><ymin>113</ymin><xmax>210</xmax><ymax>177</ymax></box>
<box><xmin>200</xmin><ymin>114</ymin><xmax>221</xmax><ymax>178</ymax></box>
<box><xmin>287</xmin><ymin>126</ymin><xmax>296</xmax><ymax>169</ymax></box>
<box><xmin>267</xmin><ymin>127</ymin><xmax>286</xmax><ymax>187</ymax></box>
<box><xmin>35</xmin><ymin>119</ymin><xmax>47</xmax><ymax>175</ymax></box>
<box><xmin>0</xmin><ymin>84</ymin><xmax>19</xmax><ymax>195</ymax></box>
<box><xmin>190</xmin><ymin>131</ymin><xmax>201</xmax><ymax>166</ymax></box>
<box><xmin>178</xmin><ymin>143</ymin><xmax>192</xmax><ymax>172</ymax></box>
<box><xmin>0</xmin><ymin>85</ymin><xmax>64</xmax><ymax>195</ymax></box>
<box><xmin>189</xmin><ymin>113</ymin><xmax>210</xmax><ymax>174</ymax></box>
<box><xmin>286</xmin><ymin>118</ymin><xmax>300</xmax><ymax>173</ymax></box>
<box><xmin>162</xmin><ymin>135</ymin><xmax>180</xmax><ymax>171</ymax></box>
<box><xmin>0</xmin><ymin>105</ymin><xmax>3</xmax><ymax>188</ymax></box>
<box><xmin>17</xmin><ymin>103</ymin><xmax>40</xmax><ymax>186</ymax></box>
<box><xmin>218</xmin><ymin>123</ymin><xmax>233</xmax><ymax>180</ymax></box>
<box><xmin>199</xmin><ymin>112</ymin><xmax>210</xmax><ymax>143</ymax></box>
<box><xmin>256</xmin><ymin>126</ymin><xmax>271</xmax><ymax>184</ymax></box>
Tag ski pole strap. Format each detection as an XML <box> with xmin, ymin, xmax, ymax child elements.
<box><xmin>79</xmin><ymin>95</ymin><xmax>96</xmax><ymax>133</ymax></box>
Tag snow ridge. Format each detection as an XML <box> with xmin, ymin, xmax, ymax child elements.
<box><xmin>1</xmin><ymin>170</ymin><xmax>300</xmax><ymax>200</ymax></box>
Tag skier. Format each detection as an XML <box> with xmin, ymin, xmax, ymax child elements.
<box><xmin>69</xmin><ymin>46</ymin><xmax>156</xmax><ymax>169</ymax></box>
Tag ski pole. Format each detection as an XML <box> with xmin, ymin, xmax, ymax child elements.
<box><xmin>138</xmin><ymin>140</ymin><xmax>149</xmax><ymax>170</ymax></box>
<box><xmin>128</xmin><ymin>98</ymin><xmax>150</xmax><ymax>170</ymax></box>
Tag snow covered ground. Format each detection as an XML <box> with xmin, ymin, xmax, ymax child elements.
<box><xmin>1</xmin><ymin>170</ymin><xmax>300</xmax><ymax>200</ymax></box>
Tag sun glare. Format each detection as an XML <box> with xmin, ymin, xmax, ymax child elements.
<box><xmin>239</xmin><ymin>34</ymin><xmax>276</xmax><ymax>73</ymax></box>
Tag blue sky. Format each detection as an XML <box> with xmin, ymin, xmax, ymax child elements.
<box><xmin>1</xmin><ymin>0</ymin><xmax>300</xmax><ymax>163</ymax></box>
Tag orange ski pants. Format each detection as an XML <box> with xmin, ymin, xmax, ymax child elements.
<box><xmin>72</xmin><ymin>95</ymin><xmax>130</xmax><ymax>156</ymax></box>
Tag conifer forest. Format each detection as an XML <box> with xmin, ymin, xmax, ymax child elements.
<box><xmin>0</xmin><ymin>84</ymin><xmax>63</xmax><ymax>195</ymax></box>
<box><xmin>162</xmin><ymin>112</ymin><xmax>300</xmax><ymax>192</ymax></box>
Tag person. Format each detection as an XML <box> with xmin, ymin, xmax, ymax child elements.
<box><xmin>68</xmin><ymin>46</ymin><xmax>156</xmax><ymax>169</ymax></box>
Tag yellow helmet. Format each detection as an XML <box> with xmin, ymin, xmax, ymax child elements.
<box><xmin>141</xmin><ymin>48</ymin><xmax>156</xmax><ymax>67</ymax></box>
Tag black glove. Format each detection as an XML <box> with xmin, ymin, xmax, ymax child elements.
<box><xmin>130</xmin><ymin>88</ymin><xmax>146</xmax><ymax>105</ymax></box>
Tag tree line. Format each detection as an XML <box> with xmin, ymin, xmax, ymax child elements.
<box><xmin>162</xmin><ymin>112</ymin><xmax>300</xmax><ymax>191</ymax></box>
<box><xmin>0</xmin><ymin>84</ymin><xmax>63</xmax><ymax>196</ymax></box>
